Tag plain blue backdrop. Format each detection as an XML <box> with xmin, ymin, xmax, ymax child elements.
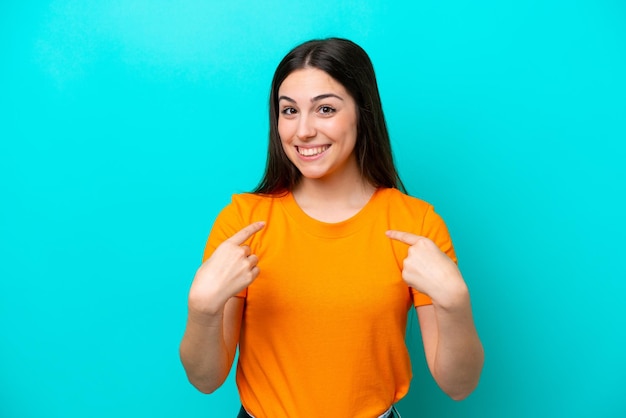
<box><xmin>1</xmin><ymin>1</ymin><xmax>625</xmax><ymax>417</ymax></box>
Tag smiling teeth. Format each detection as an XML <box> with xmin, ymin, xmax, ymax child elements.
<box><xmin>298</xmin><ymin>145</ymin><xmax>330</xmax><ymax>156</ymax></box>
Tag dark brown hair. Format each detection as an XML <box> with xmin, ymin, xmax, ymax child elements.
<box><xmin>253</xmin><ymin>38</ymin><xmax>406</xmax><ymax>194</ymax></box>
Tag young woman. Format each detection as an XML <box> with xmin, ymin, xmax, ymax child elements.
<box><xmin>180</xmin><ymin>38</ymin><xmax>484</xmax><ymax>418</ymax></box>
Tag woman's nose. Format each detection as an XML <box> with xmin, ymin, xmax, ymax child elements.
<box><xmin>296</xmin><ymin>115</ymin><xmax>316</xmax><ymax>140</ymax></box>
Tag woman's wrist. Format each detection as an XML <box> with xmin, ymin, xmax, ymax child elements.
<box><xmin>187</xmin><ymin>294</ymin><xmax>227</xmax><ymax>325</ymax></box>
<box><xmin>431</xmin><ymin>277</ymin><xmax>470</xmax><ymax>313</ymax></box>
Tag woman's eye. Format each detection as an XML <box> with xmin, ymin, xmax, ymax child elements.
<box><xmin>318</xmin><ymin>106</ymin><xmax>336</xmax><ymax>115</ymax></box>
<box><xmin>281</xmin><ymin>107</ymin><xmax>297</xmax><ymax>116</ymax></box>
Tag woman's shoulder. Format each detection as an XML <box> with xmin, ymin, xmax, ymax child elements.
<box><xmin>378</xmin><ymin>187</ymin><xmax>433</xmax><ymax>212</ymax></box>
<box><xmin>377</xmin><ymin>187</ymin><xmax>448</xmax><ymax>230</ymax></box>
<box><xmin>230</xmin><ymin>191</ymin><xmax>285</xmax><ymax>206</ymax></box>
<box><xmin>210</xmin><ymin>192</ymin><xmax>283</xmax><ymax>231</ymax></box>
<box><xmin>223</xmin><ymin>191</ymin><xmax>287</xmax><ymax>217</ymax></box>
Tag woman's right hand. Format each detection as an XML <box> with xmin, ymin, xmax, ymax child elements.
<box><xmin>188</xmin><ymin>221</ymin><xmax>265</xmax><ymax>317</ymax></box>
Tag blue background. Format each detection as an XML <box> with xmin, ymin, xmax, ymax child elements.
<box><xmin>1</xmin><ymin>1</ymin><xmax>625</xmax><ymax>417</ymax></box>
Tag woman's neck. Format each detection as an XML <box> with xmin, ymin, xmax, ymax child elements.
<box><xmin>292</xmin><ymin>172</ymin><xmax>377</xmax><ymax>223</ymax></box>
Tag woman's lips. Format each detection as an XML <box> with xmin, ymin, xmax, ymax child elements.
<box><xmin>296</xmin><ymin>145</ymin><xmax>331</xmax><ymax>157</ymax></box>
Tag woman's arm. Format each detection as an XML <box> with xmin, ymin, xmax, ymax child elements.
<box><xmin>179</xmin><ymin>222</ymin><xmax>264</xmax><ymax>393</ymax></box>
<box><xmin>180</xmin><ymin>297</ymin><xmax>244</xmax><ymax>393</ymax></box>
<box><xmin>386</xmin><ymin>230</ymin><xmax>484</xmax><ymax>400</ymax></box>
<box><xmin>417</xmin><ymin>293</ymin><xmax>483</xmax><ymax>400</ymax></box>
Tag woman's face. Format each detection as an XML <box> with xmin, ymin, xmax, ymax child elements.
<box><xmin>277</xmin><ymin>68</ymin><xmax>359</xmax><ymax>183</ymax></box>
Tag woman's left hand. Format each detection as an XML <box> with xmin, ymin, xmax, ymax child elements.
<box><xmin>386</xmin><ymin>230</ymin><xmax>468</xmax><ymax>309</ymax></box>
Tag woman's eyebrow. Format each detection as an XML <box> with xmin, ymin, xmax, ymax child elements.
<box><xmin>311</xmin><ymin>93</ymin><xmax>343</xmax><ymax>102</ymax></box>
<box><xmin>278</xmin><ymin>93</ymin><xmax>344</xmax><ymax>103</ymax></box>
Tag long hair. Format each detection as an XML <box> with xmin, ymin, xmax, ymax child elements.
<box><xmin>253</xmin><ymin>38</ymin><xmax>406</xmax><ymax>194</ymax></box>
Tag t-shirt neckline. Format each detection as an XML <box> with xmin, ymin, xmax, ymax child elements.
<box><xmin>279</xmin><ymin>188</ymin><xmax>390</xmax><ymax>238</ymax></box>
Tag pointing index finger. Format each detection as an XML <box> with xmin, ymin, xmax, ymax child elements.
<box><xmin>226</xmin><ymin>222</ymin><xmax>265</xmax><ymax>246</ymax></box>
<box><xmin>386</xmin><ymin>230</ymin><xmax>421</xmax><ymax>246</ymax></box>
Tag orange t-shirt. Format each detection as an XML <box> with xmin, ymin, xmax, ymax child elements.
<box><xmin>203</xmin><ymin>188</ymin><xmax>457</xmax><ymax>418</ymax></box>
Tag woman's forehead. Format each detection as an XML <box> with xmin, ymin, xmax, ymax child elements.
<box><xmin>278</xmin><ymin>68</ymin><xmax>348</xmax><ymax>99</ymax></box>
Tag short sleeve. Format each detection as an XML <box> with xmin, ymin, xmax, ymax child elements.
<box><xmin>202</xmin><ymin>196</ymin><xmax>249</xmax><ymax>298</ymax></box>
<box><xmin>422</xmin><ymin>205</ymin><xmax>457</xmax><ymax>264</ymax></box>
<box><xmin>411</xmin><ymin>205</ymin><xmax>458</xmax><ymax>307</ymax></box>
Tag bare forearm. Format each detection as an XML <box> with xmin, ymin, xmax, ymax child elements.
<box><xmin>179</xmin><ymin>309</ymin><xmax>234</xmax><ymax>394</ymax></box>
<box><xmin>387</xmin><ymin>230</ymin><xmax>484</xmax><ymax>399</ymax></box>
<box><xmin>432</xmin><ymin>292</ymin><xmax>484</xmax><ymax>400</ymax></box>
<box><xmin>180</xmin><ymin>223</ymin><xmax>261</xmax><ymax>393</ymax></box>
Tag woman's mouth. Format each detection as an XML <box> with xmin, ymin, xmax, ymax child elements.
<box><xmin>296</xmin><ymin>145</ymin><xmax>331</xmax><ymax>157</ymax></box>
